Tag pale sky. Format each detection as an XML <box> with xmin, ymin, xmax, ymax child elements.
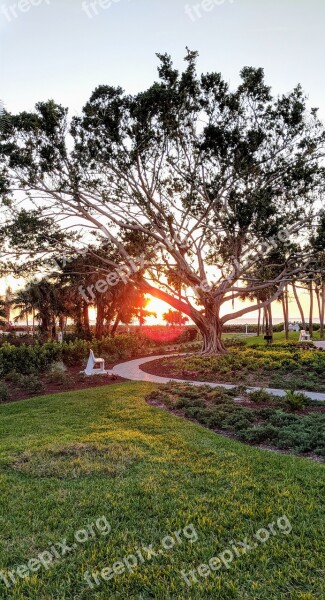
<box><xmin>1</xmin><ymin>0</ymin><xmax>325</xmax><ymax>118</ymax></box>
<box><xmin>1</xmin><ymin>0</ymin><xmax>324</xmax><ymax>320</ymax></box>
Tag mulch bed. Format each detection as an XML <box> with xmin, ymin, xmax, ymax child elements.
<box><xmin>140</xmin><ymin>356</ymin><xmax>199</xmax><ymax>380</ymax></box>
<box><xmin>140</xmin><ymin>357</ymin><xmax>277</xmax><ymax>388</ymax></box>
<box><xmin>0</xmin><ymin>350</ymin><xmax>182</xmax><ymax>405</ymax></box>
<box><xmin>140</xmin><ymin>358</ymin><xmax>325</xmax><ymax>414</ymax></box>
<box><xmin>0</xmin><ymin>366</ymin><xmax>127</xmax><ymax>404</ymax></box>
<box><xmin>0</xmin><ymin>349</ymin><xmax>183</xmax><ymax>405</ymax></box>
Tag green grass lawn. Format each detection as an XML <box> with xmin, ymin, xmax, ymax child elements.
<box><xmin>0</xmin><ymin>383</ymin><xmax>324</xmax><ymax>599</ymax></box>
<box><xmin>223</xmin><ymin>331</ymin><xmax>324</xmax><ymax>345</ymax></box>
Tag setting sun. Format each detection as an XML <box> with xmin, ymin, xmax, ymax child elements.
<box><xmin>145</xmin><ymin>297</ymin><xmax>175</xmax><ymax>323</ymax></box>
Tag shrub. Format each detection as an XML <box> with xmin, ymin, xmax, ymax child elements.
<box><xmin>0</xmin><ymin>382</ymin><xmax>10</xmax><ymax>402</ymax></box>
<box><xmin>48</xmin><ymin>361</ymin><xmax>67</xmax><ymax>374</ymax></box>
<box><xmin>160</xmin><ymin>344</ymin><xmax>325</xmax><ymax>392</ymax></box>
<box><xmin>175</xmin><ymin>397</ymin><xmax>205</xmax><ymax>409</ymax></box>
<box><xmin>0</xmin><ymin>342</ymin><xmax>62</xmax><ymax>376</ymax></box>
<box><xmin>183</xmin><ymin>406</ymin><xmax>211</xmax><ymax>422</ymax></box>
<box><xmin>16</xmin><ymin>374</ymin><xmax>44</xmax><ymax>394</ymax></box>
<box><xmin>47</xmin><ymin>364</ymin><xmax>75</xmax><ymax>387</ymax></box>
<box><xmin>230</xmin><ymin>385</ymin><xmax>248</xmax><ymax>396</ymax></box>
<box><xmin>47</xmin><ymin>361</ymin><xmax>67</xmax><ymax>383</ymax></box>
<box><xmin>0</xmin><ymin>333</ymin><xmax>166</xmax><ymax>376</ymax></box>
<box><xmin>222</xmin><ymin>412</ymin><xmax>254</xmax><ymax>432</ymax></box>
<box><xmin>284</xmin><ymin>391</ymin><xmax>309</xmax><ymax>411</ymax></box>
<box><xmin>240</xmin><ymin>424</ymin><xmax>280</xmax><ymax>444</ymax></box>
<box><xmin>4</xmin><ymin>370</ymin><xmax>20</xmax><ymax>383</ymax></box>
<box><xmin>248</xmin><ymin>389</ymin><xmax>273</xmax><ymax>403</ymax></box>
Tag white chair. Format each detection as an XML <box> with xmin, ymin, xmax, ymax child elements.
<box><xmin>299</xmin><ymin>330</ymin><xmax>311</xmax><ymax>342</ymax></box>
<box><xmin>84</xmin><ymin>350</ymin><xmax>106</xmax><ymax>375</ymax></box>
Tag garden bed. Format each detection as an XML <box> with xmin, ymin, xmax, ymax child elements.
<box><xmin>146</xmin><ymin>383</ymin><xmax>325</xmax><ymax>460</ymax></box>
<box><xmin>0</xmin><ymin>365</ymin><xmax>127</xmax><ymax>404</ymax></box>
<box><xmin>140</xmin><ymin>344</ymin><xmax>325</xmax><ymax>392</ymax></box>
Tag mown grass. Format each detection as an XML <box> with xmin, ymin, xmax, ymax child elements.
<box><xmin>223</xmin><ymin>332</ymin><xmax>324</xmax><ymax>345</ymax></box>
<box><xmin>0</xmin><ymin>383</ymin><xmax>324</xmax><ymax>599</ymax></box>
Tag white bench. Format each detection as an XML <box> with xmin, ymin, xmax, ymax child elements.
<box><xmin>299</xmin><ymin>330</ymin><xmax>311</xmax><ymax>342</ymax></box>
<box><xmin>83</xmin><ymin>350</ymin><xmax>106</xmax><ymax>376</ymax></box>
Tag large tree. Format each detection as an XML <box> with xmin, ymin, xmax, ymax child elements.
<box><xmin>1</xmin><ymin>51</ymin><xmax>324</xmax><ymax>353</ymax></box>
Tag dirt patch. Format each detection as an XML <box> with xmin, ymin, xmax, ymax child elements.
<box><xmin>8</xmin><ymin>442</ymin><xmax>142</xmax><ymax>479</ymax></box>
<box><xmin>140</xmin><ymin>357</ymin><xmax>197</xmax><ymax>380</ymax></box>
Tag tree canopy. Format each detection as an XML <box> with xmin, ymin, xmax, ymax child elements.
<box><xmin>1</xmin><ymin>51</ymin><xmax>324</xmax><ymax>353</ymax></box>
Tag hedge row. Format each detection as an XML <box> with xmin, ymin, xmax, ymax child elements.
<box><xmin>0</xmin><ymin>332</ymin><xmax>187</xmax><ymax>376</ymax></box>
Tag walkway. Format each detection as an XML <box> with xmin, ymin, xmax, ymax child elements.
<box><xmin>108</xmin><ymin>354</ymin><xmax>325</xmax><ymax>401</ymax></box>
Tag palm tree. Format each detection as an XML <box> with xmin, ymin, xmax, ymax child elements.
<box><xmin>12</xmin><ymin>288</ymin><xmax>34</xmax><ymax>331</ymax></box>
<box><xmin>13</xmin><ymin>281</ymin><xmax>55</xmax><ymax>339</ymax></box>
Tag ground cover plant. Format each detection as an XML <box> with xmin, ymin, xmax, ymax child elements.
<box><xmin>0</xmin><ymin>382</ymin><xmax>324</xmax><ymax>599</ymax></box>
<box><xmin>146</xmin><ymin>383</ymin><xmax>325</xmax><ymax>458</ymax></box>
<box><xmin>142</xmin><ymin>340</ymin><xmax>325</xmax><ymax>392</ymax></box>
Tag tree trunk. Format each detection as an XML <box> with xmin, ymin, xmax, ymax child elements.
<box><xmin>316</xmin><ymin>287</ymin><xmax>321</xmax><ymax>334</ymax></box>
<box><xmin>257</xmin><ymin>309</ymin><xmax>261</xmax><ymax>336</ymax></box>
<box><xmin>95</xmin><ymin>298</ymin><xmax>105</xmax><ymax>339</ymax></box>
<box><xmin>59</xmin><ymin>315</ymin><xmax>64</xmax><ymax>331</ymax></box>
<box><xmin>264</xmin><ymin>307</ymin><xmax>269</xmax><ymax>336</ymax></box>
<box><xmin>40</xmin><ymin>313</ymin><xmax>51</xmax><ymax>340</ymax></box>
<box><xmin>282</xmin><ymin>297</ymin><xmax>287</xmax><ymax>340</ymax></box>
<box><xmin>309</xmin><ymin>281</ymin><xmax>314</xmax><ymax>338</ymax></box>
<box><xmin>268</xmin><ymin>303</ymin><xmax>273</xmax><ymax>338</ymax></box>
<box><xmin>320</xmin><ymin>281</ymin><xmax>325</xmax><ymax>339</ymax></box>
<box><xmin>200</xmin><ymin>326</ymin><xmax>227</xmax><ymax>354</ymax></box>
<box><xmin>195</xmin><ymin>309</ymin><xmax>227</xmax><ymax>355</ymax></box>
<box><xmin>75</xmin><ymin>304</ymin><xmax>83</xmax><ymax>336</ymax></box>
<box><xmin>111</xmin><ymin>312</ymin><xmax>121</xmax><ymax>337</ymax></box>
<box><xmin>83</xmin><ymin>302</ymin><xmax>90</xmax><ymax>335</ymax></box>
<box><xmin>264</xmin><ymin>303</ymin><xmax>273</xmax><ymax>340</ymax></box>
<box><xmin>292</xmin><ymin>282</ymin><xmax>306</xmax><ymax>329</ymax></box>
<box><xmin>282</xmin><ymin>286</ymin><xmax>289</xmax><ymax>341</ymax></box>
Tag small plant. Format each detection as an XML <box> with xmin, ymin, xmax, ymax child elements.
<box><xmin>0</xmin><ymin>382</ymin><xmax>10</xmax><ymax>402</ymax></box>
<box><xmin>50</xmin><ymin>372</ymin><xmax>75</xmax><ymax>388</ymax></box>
<box><xmin>248</xmin><ymin>389</ymin><xmax>273</xmax><ymax>403</ymax></box>
<box><xmin>231</xmin><ymin>385</ymin><xmax>248</xmax><ymax>397</ymax></box>
<box><xmin>47</xmin><ymin>362</ymin><xmax>76</xmax><ymax>387</ymax></box>
<box><xmin>16</xmin><ymin>374</ymin><xmax>44</xmax><ymax>394</ymax></box>
<box><xmin>4</xmin><ymin>370</ymin><xmax>20</xmax><ymax>383</ymax></box>
<box><xmin>284</xmin><ymin>390</ymin><xmax>309</xmax><ymax>411</ymax></box>
<box><xmin>49</xmin><ymin>360</ymin><xmax>67</xmax><ymax>373</ymax></box>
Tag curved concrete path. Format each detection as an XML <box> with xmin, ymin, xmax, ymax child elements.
<box><xmin>108</xmin><ymin>354</ymin><xmax>325</xmax><ymax>401</ymax></box>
